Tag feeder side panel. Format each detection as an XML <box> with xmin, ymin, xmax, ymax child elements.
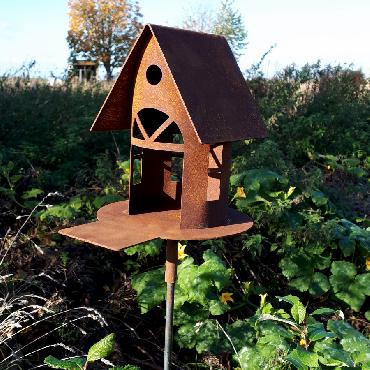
<box><xmin>130</xmin><ymin>36</ymin><xmax>195</xmax><ymax>138</ymax></box>
<box><xmin>180</xmin><ymin>143</ymin><xmax>210</xmax><ymax>229</ymax></box>
<box><xmin>129</xmin><ymin>35</ymin><xmax>198</xmax><ymax>216</ymax></box>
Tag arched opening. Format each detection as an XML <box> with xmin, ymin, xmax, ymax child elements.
<box><xmin>132</xmin><ymin>108</ymin><xmax>184</xmax><ymax>149</ymax></box>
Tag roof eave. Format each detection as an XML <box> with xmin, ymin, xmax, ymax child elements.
<box><xmin>90</xmin><ymin>25</ymin><xmax>152</xmax><ymax>132</ymax></box>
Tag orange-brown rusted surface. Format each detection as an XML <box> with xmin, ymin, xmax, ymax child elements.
<box><xmin>59</xmin><ymin>23</ymin><xmax>267</xmax><ymax>248</ymax></box>
<box><xmin>165</xmin><ymin>240</ymin><xmax>178</xmax><ymax>284</ymax></box>
<box><xmin>59</xmin><ymin>201</ymin><xmax>253</xmax><ymax>251</ymax></box>
<box><xmin>91</xmin><ymin>24</ymin><xmax>267</xmax><ymax>142</ymax></box>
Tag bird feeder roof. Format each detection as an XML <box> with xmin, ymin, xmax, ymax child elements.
<box><xmin>91</xmin><ymin>24</ymin><xmax>267</xmax><ymax>144</ymax></box>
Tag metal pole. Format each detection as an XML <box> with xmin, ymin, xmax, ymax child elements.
<box><xmin>164</xmin><ymin>240</ymin><xmax>178</xmax><ymax>370</ymax></box>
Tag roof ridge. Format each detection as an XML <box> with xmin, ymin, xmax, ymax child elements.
<box><xmin>147</xmin><ymin>23</ymin><xmax>226</xmax><ymax>39</ymax></box>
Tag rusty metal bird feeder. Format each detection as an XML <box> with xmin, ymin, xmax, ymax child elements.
<box><xmin>59</xmin><ymin>24</ymin><xmax>267</xmax><ymax>369</ymax></box>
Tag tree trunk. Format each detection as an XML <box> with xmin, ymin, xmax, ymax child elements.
<box><xmin>103</xmin><ymin>60</ymin><xmax>113</xmax><ymax>80</ymax></box>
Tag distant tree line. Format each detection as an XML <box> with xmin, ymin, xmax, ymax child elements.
<box><xmin>67</xmin><ymin>0</ymin><xmax>247</xmax><ymax>80</ymax></box>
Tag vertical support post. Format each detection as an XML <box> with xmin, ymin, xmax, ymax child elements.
<box><xmin>164</xmin><ymin>239</ymin><xmax>178</xmax><ymax>370</ymax></box>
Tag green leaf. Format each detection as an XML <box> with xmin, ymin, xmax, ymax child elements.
<box><xmin>314</xmin><ymin>341</ymin><xmax>355</xmax><ymax>367</ymax></box>
<box><xmin>93</xmin><ymin>194</ymin><xmax>123</xmax><ymax>209</ymax></box>
<box><xmin>365</xmin><ymin>310</ymin><xmax>370</xmax><ymax>321</ymax></box>
<box><xmin>44</xmin><ymin>356</ymin><xmax>85</xmax><ymax>370</ymax></box>
<box><xmin>308</xmin><ymin>272</ymin><xmax>330</xmax><ymax>296</ymax></box>
<box><xmin>109</xmin><ymin>366</ymin><xmax>140</xmax><ymax>370</ymax></box>
<box><xmin>330</xmin><ymin>262</ymin><xmax>370</xmax><ymax>311</ymax></box>
<box><xmin>279</xmin><ymin>253</ymin><xmax>330</xmax><ymax>297</ymax></box>
<box><xmin>176</xmin><ymin>319</ymin><xmax>222</xmax><ymax>354</ymax></box>
<box><xmin>21</xmin><ymin>188</ymin><xmax>43</xmax><ymax>200</ymax></box>
<box><xmin>310</xmin><ymin>190</ymin><xmax>328</xmax><ymax>207</ymax></box>
<box><xmin>311</xmin><ymin>308</ymin><xmax>336</xmax><ymax>316</ymax></box>
<box><xmin>208</xmin><ymin>299</ymin><xmax>228</xmax><ymax>315</ymax></box>
<box><xmin>307</xmin><ymin>322</ymin><xmax>334</xmax><ymax>342</ymax></box>
<box><xmin>327</xmin><ymin>319</ymin><xmax>370</xmax><ymax>355</ymax></box>
<box><xmin>279</xmin><ymin>257</ymin><xmax>302</xmax><ymax>279</ymax></box>
<box><xmin>329</xmin><ymin>261</ymin><xmax>357</xmax><ymax>292</ymax></box>
<box><xmin>355</xmin><ymin>273</ymin><xmax>370</xmax><ymax>295</ymax></box>
<box><xmin>124</xmin><ymin>239</ymin><xmax>162</xmax><ymax>258</ymax></box>
<box><xmin>131</xmin><ymin>268</ymin><xmax>165</xmax><ymax>313</ymax></box>
<box><xmin>338</xmin><ymin>236</ymin><xmax>356</xmax><ymax>257</ymax></box>
<box><xmin>347</xmin><ymin>166</ymin><xmax>366</xmax><ymax>177</ymax></box>
<box><xmin>87</xmin><ymin>333</ymin><xmax>115</xmax><ymax>362</ymax></box>
<box><xmin>278</xmin><ymin>295</ymin><xmax>306</xmax><ymax>324</ymax></box>
<box><xmin>258</xmin><ymin>314</ymin><xmax>299</xmax><ymax>330</ymax></box>
<box><xmin>286</xmin><ymin>347</ymin><xmax>319</xmax><ymax>368</ymax></box>
<box><xmin>291</xmin><ymin>302</ymin><xmax>306</xmax><ymax>325</ymax></box>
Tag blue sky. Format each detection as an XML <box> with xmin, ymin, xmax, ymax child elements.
<box><xmin>1</xmin><ymin>0</ymin><xmax>369</xmax><ymax>77</ymax></box>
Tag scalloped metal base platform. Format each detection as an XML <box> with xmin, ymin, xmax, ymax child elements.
<box><xmin>59</xmin><ymin>201</ymin><xmax>253</xmax><ymax>251</ymax></box>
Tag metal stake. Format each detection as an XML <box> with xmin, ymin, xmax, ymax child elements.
<box><xmin>164</xmin><ymin>239</ymin><xmax>178</xmax><ymax>370</ymax></box>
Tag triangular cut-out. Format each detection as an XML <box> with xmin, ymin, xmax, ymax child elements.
<box><xmin>132</xmin><ymin>119</ymin><xmax>145</xmax><ymax>140</ymax></box>
<box><xmin>155</xmin><ymin>121</ymin><xmax>183</xmax><ymax>144</ymax></box>
<box><xmin>138</xmin><ymin>108</ymin><xmax>169</xmax><ymax>137</ymax></box>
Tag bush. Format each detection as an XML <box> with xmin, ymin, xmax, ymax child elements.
<box><xmin>1</xmin><ymin>63</ymin><xmax>369</xmax><ymax>369</ymax></box>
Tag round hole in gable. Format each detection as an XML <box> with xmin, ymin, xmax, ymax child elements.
<box><xmin>146</xmin><ymin>65</ymin><xmax>162</xmax><ymax>85</ymax></box>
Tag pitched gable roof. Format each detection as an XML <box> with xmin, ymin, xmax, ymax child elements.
<box><xmin>91</xmin><ymin>24</ymin><xmax>267</xmax><ymax>144</ymax></box>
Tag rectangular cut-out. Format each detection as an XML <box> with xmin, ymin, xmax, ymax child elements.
<box><xmin>129</xmin><ymin>148</ymin><xmax>180</xmax><ymax>214</ymax></box>
<box><xmin>171</xmin><ymin>156</ymin><xmax>183</xmax><ymax>182</ymax></box>
<box><xmin>207</xmin><ymin>145</ymin><xmax>223</xmax><ymax>201</ymax></box>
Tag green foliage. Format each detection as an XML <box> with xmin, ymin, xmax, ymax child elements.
<box><xmin>131</xmin><ymin>268</ymin><xmax>166</xmax><ymax>313</ymax></box>
<box><xmin>182</xmin><ymin>0</ymin><xmax>247</xmax><ymax>59</ymax></box>
<box><xmin>122</xmin><ymin>239</ymin><xmax>162</xmax><ymax>272</ymax></box>
<box><xmin>38</xmin><ymin>194</ymin><xmax>123</xmax><ymax>223</ymax></box>
<box><xmin>235</xmin><ymin>295</ymin><xmax>370</xmax><ymax>370</ymax></box>
<box><xmin>279</xmin><ymin>250</ymin><xmax>331</xmax><ymax>296</ymax></box>
<box><xmin>22</xmin><ymin>187</ymin><xmax>44</xmax><ymax>200</ymax></box>
<box><xmin>44</xmin><ymin>356</ymin><xmax>85</xmax><ymax>370</ymax></box>
<box><xmin>230</xmin><ymin>164</ymin><xmax>370</xmax><ymax>313</ymax></box>
<box><xmin>131</xmin><ymin>250</ymin><xmax>232</xmax><ymax>317</ymax></box>
<box><xmin>87</xmin><ymin>333</ymin><xmax>115</xmax><ymax>362</ymax></box>
<box><xmin>334</xmin><ymin>218</ymin><xmax>370</xmax><ymax>257</ymax></box>
<box><xmin>175</xmin><ymin>250</ymin><xmax>232</xmax><ymax>311</ymax></box>
<box><xmin>0</xmin><ymin>78</ymin><xmax>129</xmax><ymax>195</ymax></box>
<box><xmin>329</xmin><ymin>261</ymin><xmax>370</xmax><ymax>311</ymax></box>
<box><xmin>124</xmin><ymin>239</ymin><xmax>162</xmax><ymax>258</ymax></box>
<box><xmin>2</xmin><ymin>63</ymin><xmax>370</xmax><ymax>368</ymax></box>
<box><xmin>277</xmin><ymin>295</ymin><xmax>306</xmax><ymax>324</ymax></box>
<box><xmin>44</xmin><ymin>334</ymin><xmax>139</xmax><ymax>370</ymax></box>
<box><xmin>131</xmin><ymin>250</ymin><xmax>236</xmax><ymax>353</ymax></box>
<box><xmin>213</xmin><ymin>0</ymin><xmax>247</xmax><ymax>59</ymax></box>
<box><xmin>286</xmin><ymin>347</ymin><xmax>319</xmax><ymax>369</ymax></box>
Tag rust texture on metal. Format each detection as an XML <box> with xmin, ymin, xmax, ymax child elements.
<box><xmin>59</xmin><ymin>201</ymin><xmax>253</xmax><ymax>251</ymax></box>
<box><xmin>165</xmin><ymin>240</ymin><xmax>178</xmax><ymax>284</ymax></box>
<box><xmin>59</xmin><ymin>23</ymin><xmax>267</xmax><ymax>250</ymax></box>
